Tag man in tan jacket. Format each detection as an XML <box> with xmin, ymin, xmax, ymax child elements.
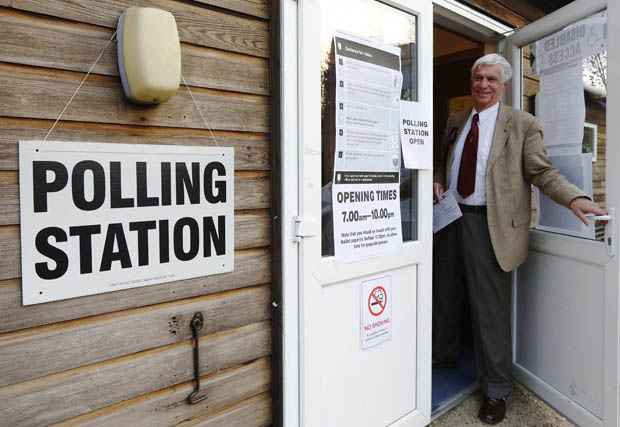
<box><xmin>432</xmin><ymin>53</ymin><xmax>605</xmax><ymax>424</ymax></box>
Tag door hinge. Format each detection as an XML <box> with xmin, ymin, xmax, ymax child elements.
<box><xmin>294</xmin><ymin>216</ymin><xmax>319</xmax><ymax>242</ymax></box>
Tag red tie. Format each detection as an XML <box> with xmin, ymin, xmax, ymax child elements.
<box><xmin>457</xmin><ymin>113</ymin><xmax>479</xmax><ymax>198</ymax></box>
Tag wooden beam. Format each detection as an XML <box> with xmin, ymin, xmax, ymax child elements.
<box><xmin>0</xmin><ymin>63</ymin><xmax>269</xmax><ymax>133</ymax></box>
<box><xmin>176</xmin><ymin>393</ymin><xmax>272</xmax><ymax>427</ymax></box>
<box><xmin>6</xmin><ymin>1</ymin><xmax>268</xmax><ymax>57</ymax></box>
<box><xmin>188</xmin><ymin>0</ymin><xmax>269</xmax><ymax>20</ymax></box>
<box><xmin>0</xmin><ymin>321</ymin><xmax>271</xmax><ymax>427</ymax></box>
<box><xmin>0</xmin><ymin>248</ymin><xmax>270</xmax><ymax>333</ymax></box>
<box><xmin>55</xmin><ymin>358</ymin><xmax>271</xmax><ymax>426</ymax></box>
<box><xmin>0</xmin><ymin>286</ymin><xmax>270</xmax><ymax>387</ymax></box>
<box><xmin>0</xmin><ymin>118</ymin><xmax>270</xmax><ymax>172</ymax></box>
<box><xmin>460</xmin><ymin>0</ymin><xmax>528</xmax><ymax>28</ymax></box>
<box><xmin>0</xmin><ymin>8</ymin><xmax>269</xmax><ymax>95</ymax></box>
<box><xmin>493</xmin><ymin>0</ymin><xmax>544</xmax><ymax>21</ymax></box>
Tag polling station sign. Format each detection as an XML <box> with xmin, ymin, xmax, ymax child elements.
<box><xmin>19</xmin><ymin>141</ymin><xmax>234</xmax><ymax>305</ymax></box>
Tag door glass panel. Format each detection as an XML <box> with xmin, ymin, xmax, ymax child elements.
<box><xmin>523</xmin><ymin>10</ymin><xmax>607</xmax><ymax>240</ymax></box>
<box><xmin>320</xmin><ymin>0</ymin><xmax>419</xmax><ymax>256</ymax></box>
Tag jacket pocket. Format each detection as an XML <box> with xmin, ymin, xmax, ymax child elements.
<box><xmin>512</xmin><ymin>212</ymin><xmax>531</xmax><ymax>227</ymax></box>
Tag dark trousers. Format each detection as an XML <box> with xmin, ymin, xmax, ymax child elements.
<box><xmin>432</xmin><ymin>208</ymin><xmax>513</xmax><ymax>399</ymax></box>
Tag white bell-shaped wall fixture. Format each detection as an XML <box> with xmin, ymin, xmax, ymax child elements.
<box><xmin>117</xmin><ymin>7</ymin><xmax>181</xmax><ymax>104</ymax></box>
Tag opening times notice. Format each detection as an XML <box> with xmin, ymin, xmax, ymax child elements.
<box><xmin>333</xmin><ymin>175</ymin><xmax>402</xmax><ymax>261</ymax></box>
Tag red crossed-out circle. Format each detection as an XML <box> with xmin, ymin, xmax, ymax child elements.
<box><xmin>368</xmin><ymin>286</ymin><xmax>387</xmax><ymax>317</ymax></box>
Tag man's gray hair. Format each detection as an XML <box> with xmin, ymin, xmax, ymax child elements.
<box><xmin>471</xmin><ymin>54</ymin><xmax>513</xmax><ymax>83</ymax></box>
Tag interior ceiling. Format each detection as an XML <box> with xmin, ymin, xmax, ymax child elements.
<box><xmin>530</xmin><ymin>0</ymin><xmax>574</xmax><ymax>14</ymax></box>
<box><xmin>434</xmin><ymin>26</ymin><xmax>482</xmax><ymax>58</ymax></box>
<box><xmin>520</xmin><ymin>0</ymin><xmax>572</xmax><ymax>15</ymax></box>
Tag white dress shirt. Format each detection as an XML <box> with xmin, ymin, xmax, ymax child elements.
<box><xmin>448</xmin><ymin>102</ymin><xmax>500</xmax><ymax>206</ymax></box>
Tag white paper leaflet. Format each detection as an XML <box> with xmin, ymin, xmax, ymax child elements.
<box><xmin>433</xmin><ymin>190</ymin><xmax>462</xmax><ymax>233</ymax></box>
<box><xmin>400</xmin><ymin>100</ymin><xmax>433</xmax><ymax>169</ymax></box>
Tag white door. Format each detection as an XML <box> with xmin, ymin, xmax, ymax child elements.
<box><xmin>291</xmin><ymin>0</ymin><xmax>434</xmax><ymax>426</ymax></box>
<box><xmin>504</xmin><ymin>1</ymin><xmax>620</xmax><ymax>426</ymax></box>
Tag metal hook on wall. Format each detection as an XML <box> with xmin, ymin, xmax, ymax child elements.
<box><xmin>187</xmin><ymin>312</ymin><xmax>208</xmax><ymax>404</ymax></box>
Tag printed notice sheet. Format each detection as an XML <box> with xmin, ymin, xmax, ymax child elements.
<box><xmin>400</xmin><ymin>100</ymin><xmax>433</xmax><ymax>169</ymax></box>
<box><xmin>538</xmin><ymin>60</ymin><xmax>585</xmax><ymax>155</ymax></box>
<box><xmin>535</xmin><ymin>10</ymin><xmax>607</xmax><ymax>74</ymax></box>
<box><xmin>333</xmin><ymin>32</ymin><xmax>403</xmax><ymax>173</ymax></box>
<box><xmin>332</xmin><ymin>32</ymin><xmax>403</xmax><ymax>261</ymax></box>
<box><xmin>433</xmin><ymin>190</ymin><xmax>462</xmax><ymax>233</ymax></box>
<box><xmin>534</xmin><ymin>10</ymin><xmax>607</xmax><ymax>156</ymax></box>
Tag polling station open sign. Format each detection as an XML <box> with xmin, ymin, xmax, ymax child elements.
<box><xmin>19</xmin><ymin>141</ymin><xmax>234</xmax><ymax>305</ymax></box>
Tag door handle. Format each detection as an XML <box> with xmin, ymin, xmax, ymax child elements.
<box><xmin>585</xmin><ymin>214</ymin><xmax>612</xmax><ymax>221</ymax></box>
<box><xmin>591</xmin><ymin>208</ymin><xmax>616</xmax><ymax>258</ymax></box>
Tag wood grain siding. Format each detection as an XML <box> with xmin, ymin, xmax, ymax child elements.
<box><xmin>0</xmin><ymin>64</ymin><xmax>269</xmax><ymax>132</ymax></box>
<box><xmin>0</xmin><ymin>286</ymin><xmax>270</xmax><ymax>387</ymax></box>
<box><xmin>0</xmin><ymin>248</ymin><xmax>270</xmax><ymax>333</ymax></box>
<box><xmin>189</xmin><ymin>0</ymin><xmax>269</xmax><ymax>20</ymax></box>
<box><xmin>0</xmin><ymin>0</ymin><xmax>273</xmax><ymax>425</ymax></box>
<box><xmin>0</xmin><ymin>321</ymin><xmax>271</xmax><ymax>427</ymax></box>
<box><xmin>0</xmin><ymin>118</ymin><xmax>270</xmax><ymax>171</ymax></box>
<box><xmin>175</xmin><ymin>393</ymin><xmax>272</xmax><ymax>427</ymax></box>
<box><xmin>7</xmin><ymin>1</ymin><xmax>269</xmax><ymax>57</ymax></box>
<box><xmin>0</xmin><ymin>8</ymin><xmax>269</xmax><ymax>95</ymax></box>
<box><xmin>54</xmin><ymin>358</ymin><xmax>271</xmax><ymax>427</ymax></box>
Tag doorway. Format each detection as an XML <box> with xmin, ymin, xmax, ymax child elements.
<box><xmin>430</xmin><ymin>21</ymin><xmax>491</xmax><ymax>417</ymax></box>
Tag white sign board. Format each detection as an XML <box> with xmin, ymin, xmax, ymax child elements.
<box><xmin>332</xmin><ymin>32</ymin><xmax>403</xmax><ymax>261</ymax></box>
<box><xmin>400</xmin><ymin>100</ymin><xmax>433</xmax><ymax>169</ymax></box>
<box><xmin>361</xmin><ymin>275</ymin><xmax>392</xmax><ymax>349</ymax></box>
<box><xmin>19</xmin><ymin>141</ymin><xmax>235</xmax><ymax>305</ymax></box>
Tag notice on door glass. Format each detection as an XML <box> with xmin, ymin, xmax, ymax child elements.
<box><xmin>400</xmin><ymin>100</ymin><xmax>433</xmax><ymax>169</ymax></box>
<box><xmin>361</xmin><ymin>275</ymin><xmax>392</xmax><ymax>349</ymax></box>
<box><xmin>333</xmin><ymin>32</ymin><xmax>402</xmax><ymax>173</ymax></box>
<box><xmin>332</xmin><ymin>32</ymin><xmax>403</xmax><ymax>262</ymax></box>
<box><xmin>333</xmin><ymin>172</ymin><xmax>402</xmax><ymax>260</ymax></box>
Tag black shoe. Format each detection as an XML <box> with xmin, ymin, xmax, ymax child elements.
<box><xmin>478</xmin><ymin>397</ymin><xmax>506</xmax><ymax>425</ymax></box>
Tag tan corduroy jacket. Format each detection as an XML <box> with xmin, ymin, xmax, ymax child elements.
<box><xmin>434</xmin><ymin>104</ymin><xmax>587</xmax><ymax>272</ymax></box>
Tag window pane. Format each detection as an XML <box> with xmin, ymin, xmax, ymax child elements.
<box><xmin>524</xmin><ymin>10</ymin><xmax>606</xmax><ymax>240</ymax></box>
<box><xmin>320</xmin><ymin>0</ymin><xmax>419</xmax><ymax>256</ymax></box>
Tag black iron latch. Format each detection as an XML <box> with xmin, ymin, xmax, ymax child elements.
<box><xmin>186</xmin><ymin>312</ymin><xmax>208</xmax><ymax>404</ymax></box>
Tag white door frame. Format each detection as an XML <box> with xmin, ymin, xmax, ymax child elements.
<box><xmin>297</xmin><ymin>0</ymin><xmax>433</xmax><ymax>424</ymax></box>
<box><xmin>277</xmin><ymin>1</ymin><xmax>514</xmax><ymax>426</ymax></box>
<box><xmin>504</xmin><ymin>1</ymin><xmax>620</xmax><ymax>426</ymax></box>
<box><xmin>280</xmin><ymin>0</ymin><xmax>434</xmax><ymax>425</ymax></box>
<box><xmin>278</xmin><ymin>1</ymin><xmax>301</xmax><ymax>426</ymax></box>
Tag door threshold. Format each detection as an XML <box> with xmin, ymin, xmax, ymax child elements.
<box><xmin>431</xmin><ymin>383</ymin><xmax>479</xmax><ymax>421</ymax></box>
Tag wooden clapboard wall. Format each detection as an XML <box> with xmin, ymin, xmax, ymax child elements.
<box><xmin>0</xmin><ymin>1</ymin><xmax>272</xmax><ymax>426</ymax></box>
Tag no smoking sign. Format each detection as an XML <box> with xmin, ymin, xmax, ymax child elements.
<box><xmin>368</xmin><ymin>286</ymin><xmax>387</xmax><ymax>316</ymax></box>
<box><xmin>361</xmin><ymin>276</ymin><xmax>392</xmax><ymax>349</ymax></box>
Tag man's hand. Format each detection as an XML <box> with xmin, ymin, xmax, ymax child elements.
<box><xmin>433</xmin><ymin>183</ymin><xmax>444</xmax><ymax>202</ymax></box>
<box><xmin>569</xmin><ymin>197</ymin><xmax>607</xmax><ymax>225</ymax></box>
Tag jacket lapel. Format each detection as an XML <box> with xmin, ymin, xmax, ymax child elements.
<box><xmin>445</xmin><ymin>109</ymin><xmax>471</xmax><ymax>184</ymax></box>
<box><xmin>486</xmin><ymin>103</ymin><xmax>512</xmax><ymax>173</ymax></box>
